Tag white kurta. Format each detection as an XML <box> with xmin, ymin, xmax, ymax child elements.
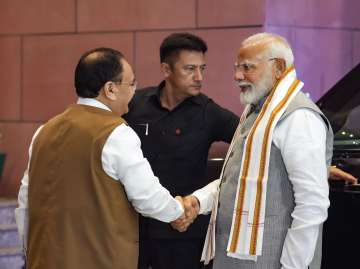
<box><xmin>193</xmin><ymin>108</ymin><xmax>329</xmax><ymax>269</ymax></box>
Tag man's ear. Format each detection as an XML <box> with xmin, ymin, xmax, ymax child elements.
<box><xmin>103</xmin><ymin>81</ymin><xmax>117</xmax><ymax>101</ymax></box>
<box><xmin>160</xmin><ymin>62</ymin><xmax>172</xmax><ymax>78</ymax></box>
<box><xmin>274</xmin><ymin>58</ymin><xmax>286</xmax><ymax>79</ymax></box>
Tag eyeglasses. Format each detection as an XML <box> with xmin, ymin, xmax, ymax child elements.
<box><xmin>234</xmin><ymin>58</ymin><xmax>277</xmax><ymax>74</ymax></box>
<box><xmin>113</xmin><ymin>80</ymin><xmax>138</xmax><ymax>89</ymax></box>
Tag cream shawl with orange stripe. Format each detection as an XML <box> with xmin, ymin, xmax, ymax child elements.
<box><xmin>201</xmin><ymin>67</ymin><xmax>303</xmax><ymax>264</ymax></box>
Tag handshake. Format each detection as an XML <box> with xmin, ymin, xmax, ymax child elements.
<box><xmin>171</xmin><ymin>195</ymin><xmax>200</xmax><ymax>232</ymax></box>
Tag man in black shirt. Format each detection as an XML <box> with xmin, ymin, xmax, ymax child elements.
<box><xmin>124</xmin><ymin>33</ymin><xmax>239</xmax><ymax>269</ymax></box>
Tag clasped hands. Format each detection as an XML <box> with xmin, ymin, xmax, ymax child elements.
<box><xmin>171</xmin><ymin>195</ymin><xmax>200</xmax><ymax>232</ymax></box>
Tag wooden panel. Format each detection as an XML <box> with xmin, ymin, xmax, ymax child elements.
<box><xmin>22</xmin><ymin>33</ymin><xmax>134</xmax><ymax>121</ymax></box>
<box><xmin>0</xmin><ymin>0</ymin><xmax>75</xmax><ymax>34</ymax></box>
<box><xmin>78</xmin><ymin>0</ymin><xmax>196</xmax><ymax>31</ymax></box>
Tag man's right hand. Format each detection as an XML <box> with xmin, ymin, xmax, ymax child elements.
<box><xmin>170</xmin><ymin>195</ymin><xmax>200</xmax><ymax>232</ymax></box>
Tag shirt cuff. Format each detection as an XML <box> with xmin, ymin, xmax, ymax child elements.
<box><xmin>192</xmin><ymin>189</ymin><xmax>212</xmax><ymax>215</ymax></box>
<box><xmin>174</xmin><ymin>198</ymin><xmax>185</xmax><ymax>219</ymax></box>
<box><xmin>192</xmin><ymin>179</ymin><xmax>220</xmax><ymax>215</ymax></box>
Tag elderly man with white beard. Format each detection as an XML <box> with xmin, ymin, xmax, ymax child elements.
<box><xmin>181</xmin><ymin>32</ymin><xmax>333</xmax><ymax>269</ymax></box>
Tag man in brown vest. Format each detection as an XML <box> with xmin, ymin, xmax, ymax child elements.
<box><xmin>15</xmin><ymin>47</ymin><xmax>186</xmax><ymax>269</ymax></box>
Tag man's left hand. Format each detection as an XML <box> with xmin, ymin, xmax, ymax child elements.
<box><xmin>329</xmin><ymin>166</ymin><xmax>358</xmax><ymax>184</ymax></box>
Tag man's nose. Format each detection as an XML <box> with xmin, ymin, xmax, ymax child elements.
<box><xmin>193</xmin><ymin>68</ymin><xmax>203</xmax><ymax>81</ymax></box>
<box><xmin>234</xmin><ymin>69</ymin><xmax>245</xmax><ymax>81</ymax></box>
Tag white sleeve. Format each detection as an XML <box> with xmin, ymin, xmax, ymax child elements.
<box><xmin>192</xmin><ymin>179</ymin><xmax>220</xmax><ymax>215</ymax></box>
<box><xmin>15</xmin><ymin>125</ymin><xmax>43</xmax><ymax>252</ymax></box>
<box><xmin>102</xmin><ymin>124</ymin><xmax>184</xmax><ymax>222</ymax></box>
<box><xmin>273</xmin><ymin>109</ymin><xmax>330</xmax><ymax>269</ymax></box>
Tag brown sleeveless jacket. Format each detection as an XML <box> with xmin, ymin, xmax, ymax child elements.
<box><xmin>27</xmin><ymin>104</ymin><xmax>139</xmax><ymax>269</ymax></box>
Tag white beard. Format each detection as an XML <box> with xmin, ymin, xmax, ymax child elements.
<box><xmin>238</xmin><ymin>71</ymin><xmax>275</xmax><ymax>105</ymax></box>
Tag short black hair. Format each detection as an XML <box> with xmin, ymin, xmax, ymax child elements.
<box><xmin>74</xmin><ymin>47</ymin><xmax>124</xmax><ymax>98</ymax></box>
<box><xmin>160</xmin><ymin>33</ymin><xmax>207</xmax><ymax>67</ymax></box>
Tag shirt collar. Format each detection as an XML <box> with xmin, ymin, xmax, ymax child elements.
<box><xmin>144</xmin><ymin>80</ymin><xmax>204</xmax><ymax>106</ymax></box>
<box><xmin>253</xmin><ymin>95</ymin><xmax>268</xmax><ymax>113</ymax></box>
<box><xmin>77</xmin><ymin>97</ymin><xmax>112</xmax><ymax>111</ymax></box>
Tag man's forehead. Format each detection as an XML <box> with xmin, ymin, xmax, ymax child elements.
<box><xmin>236</xmin><ymin>44</ymin><xmax>266</xmax><ymax>62</ymax></box>
<box><xmin>176</xmin><ymin>50</ymin><xmax>206</xmax><ymax>63</ymax></box>
<box><xmin>121</xmin><ymin>59</ymin><xmax>135</xmax><ymax>79</ymax></box>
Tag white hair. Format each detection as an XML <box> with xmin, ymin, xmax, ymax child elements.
<box><xmin>241</xmin><ymin>32</ymin><xmax>294</xmax><ymax>68</ymax></box>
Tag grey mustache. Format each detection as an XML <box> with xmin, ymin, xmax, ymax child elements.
<box><xmin>237</xmin><ymin>83</ymin><xmax>252</xmax><ymax>87</ymax></box>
